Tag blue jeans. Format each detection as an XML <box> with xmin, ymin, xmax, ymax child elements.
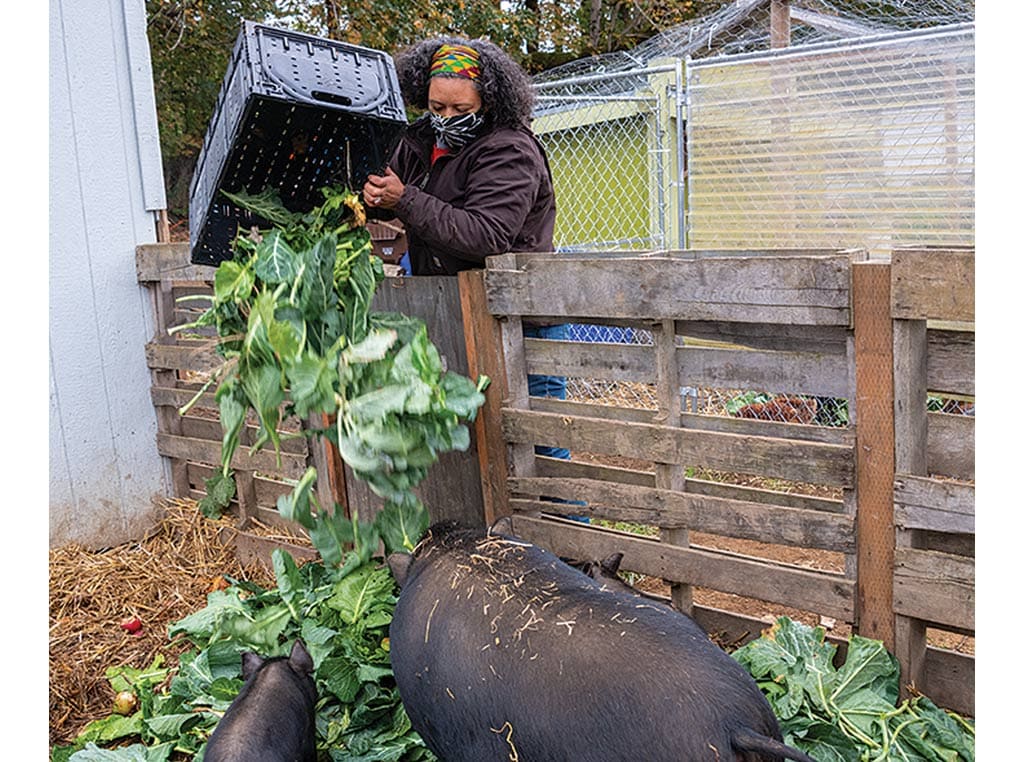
<box><xmin>524</xmin><ymin>323</ymin><xmax>570</xmax><ymax>459</ymax></box>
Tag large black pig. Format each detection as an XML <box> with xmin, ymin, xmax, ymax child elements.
<box><xmin>203</xmin><ymin>638</ymin><xmax>318</xmax><ymax>762</ymax></box>
<box><xmin>388</xmin><ymin>521</ymin><xmax>815</xmax><ymax>762</ymax></box>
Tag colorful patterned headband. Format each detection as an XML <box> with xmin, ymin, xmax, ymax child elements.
<box><xmin>430</xmin><ymin>44</ymin><xmax>481</xmax><ymax>80</ymax></box>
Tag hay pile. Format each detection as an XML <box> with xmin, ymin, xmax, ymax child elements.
<box><xmin>48</xmin><ymin>498</ymin><xmax>311</xmax><ymax>748</ymax></box>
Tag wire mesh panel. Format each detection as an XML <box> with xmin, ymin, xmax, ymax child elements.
<box><xmin>531</xmin><ymin>67</ymin><xmax>679</xmax><ymax>253</ymax></box>
<box><xmin>685</xmin><ymin>23</ymin><xmax>974</xmax><ymax>253</ymax></box>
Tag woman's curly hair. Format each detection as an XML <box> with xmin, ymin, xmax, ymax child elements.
<box><xmin>394</xmin><ymin>37</ymin><xmax>535</xmax><ymax>129</ymax></box>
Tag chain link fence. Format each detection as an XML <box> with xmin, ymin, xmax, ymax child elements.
<box><xmin>528</xmin><ymin>0</ymin><xmax>973</xmax><ymax>427</ymax></box>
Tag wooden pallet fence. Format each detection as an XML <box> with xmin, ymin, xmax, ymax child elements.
<box><xmin>475</xmin><ymin>248</ymin><xmax>974</xmax><ymax>716</ymax></box>
<box><xmin>137</xmin><ymin>243</ymin><xmax>337</xmax><ymax>532</ymax></box>
<box><xmin>478</xmin><ymin>250</ymin><xmax>860</xmax><ymax>628</ymax></box>
<box><xmin>891</xmin><ymin>247</ymin><xmax>975</xmax><ymax>713</ymax></box>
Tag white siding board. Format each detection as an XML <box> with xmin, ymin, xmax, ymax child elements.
<box><xmin>49</xmin><ymin>0</ymin><xmax>168</xmax><ymax>549</ymax></box>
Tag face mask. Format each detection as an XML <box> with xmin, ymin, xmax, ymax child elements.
<box><xmin>429</xmin><ymin>111</ymin><xmax>485</xmax><ymax>151</ymax></box>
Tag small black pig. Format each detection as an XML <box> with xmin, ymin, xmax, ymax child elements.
<box><xmin>203</xmin><ymin>638</ymin><xmax>318</xmax><ymax>762</ymax></box>
<box><xmin>388</xmin><ymin>521</ymin><xmax>815</xmax><ymax>762</ymax></box>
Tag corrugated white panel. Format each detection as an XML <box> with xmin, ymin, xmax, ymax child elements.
<box><xmin>686</xmin><ymin>24</ymin><xmax>974</xmax><ymax>253</ymax></box>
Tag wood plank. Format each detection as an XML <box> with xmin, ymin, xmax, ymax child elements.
<box><xmin>535</xmin><ymin>457</ymin><xmax>845</xmax><ymax>514</ymax></box>
<box><xmin>157</xmin><ymin>432</ymin><xmax>308</xmax><ymax>480</ymax></box>
<box><xmin>460</xmin><ymin>269</ymin><xmax>512</xmax><ymax>525</ymax></box>
<box><xmin>927</xmin><ymin>412</ymin><xmax>974</xmax><ymax>481</ymax></box>
<box><xmin>502</xmin><ymin>408</ymin><xmax>854</xmax><ymax>487</ymax></box>
<box><xmin>893</xmin><ymin>548</ymin><xmax>975</xmax><ymax>630</ymax></box>
<box><xmin>146</xmin><ymin>341</ymin><xmax>223</xmax><ymax>373</ymax></box>
<box><xmin>508</xmin><ymin>477</ymin><xmax>855</xmax><ymax>552</ymax></box>
<box><xmin>485</xmin><ymin>255</ymin><xmax>851</xmax><ymax>325</ymax></box>
<box><xmin>678</xmin><ymin>320</ymin><xmax>849</xmax><ymax>354</ymax></box>
<box><xmin>532</xmin><ymin>396</ymin><xmax>854</xmax><ymax>446</ymax></box>
<box><xmin>151</xmin><ymin>384</ymin><xmax>217</xmax><ymax>412</ymax></box>
<box><xmin>923</xmin><ymin>646</ymin><xmax>974</xmax><ymax>718</ymax></box>
<box><xmin>136</xmin><ymin>242</ymin><xmax>213</xmax><ymax>283</ymax></box>
<box><xmin>894</xmin><ymin>475</ymin><xmax>974</xmax><ymax>534</ymax></box>
<box><xmin>525</xmin><ymin>340</ymin><xmax>850</xmax><ymax>397</ymax></box>
<box><xmin>510</xmin><ymin>514</ymin><xmax>855</xmax><ymax>620</ymax></box>
<box><xmin>891</xmin><ymin>248</ymin><xmax>974</xmax><ymax>323</ymax></box>
<box><xmin>178</xmin><ymin>416</ymin><xmax>307</xmax><ymax>456</ymax></box>
<box><xmin>853</xmin><ymin>262</ymin><xmax>895</xmax><ymax>648</ymax></box>
<box><xmin>927</xmin><ymin>329</ymin><xmax>974</xmax><ymax>397</ymax></box>
<box><xmin>228</xmin><ymin>529</ymin><xmax>319</xmax><ymax>575</ymax></box>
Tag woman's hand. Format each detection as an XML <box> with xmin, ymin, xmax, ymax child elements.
<box><xmin>362</xmin><ymin>167</ymin><xmax>405</xmax><ymax>210</ymax></box>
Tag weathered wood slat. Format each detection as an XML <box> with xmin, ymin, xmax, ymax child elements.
<box><xmin>151</xmin><ymin>385</ymin><xmax>218</xmax><ymax>412</ymax></box>
<box><xmin>678</xmin><ymin>320</ymin><xmax>850</xmax><ymax>353</ymax></box>
<box><xmin>927</xmin><ymin>329</ymin><xmax>974</xmax><ymax>396</ymax></box>
<box><xmin>510</xmin><ymin>515</ymin><xmax>855</xmax><ymax>620</ymax></box>
<box><xmin>891</xmin><ymin>248</ymin><xmax>974</xmax><ymax>323</ymax></box>
<box><xmin>146</xmin><ymin>341</ymin><xmax>223</xmax><ymax>373</ymax></box>
<box><xmin>530</xmin><ymin>396</ymin><xmax>854</xmax><ymax>446</ymax></box>
<box><xmin>525</xmin><ymin>340</ymin><xmax>849</xmax><ymax>397</ymax></box>
<box><xmin>503</xmin><ymin>408</ymin><xmax>854</xmax><ymax>487</ymax></box>
<box><xmin>893</xmin><ymin>547</ymin><xmax>974</xmax><ymax>630</ymax></box>
<box><xmin>157</xmin><ymin>432</ymin><xmax>308</xmax><ymax>479</ymax></box>
<box><xmin>535</xmin><ymin>456</ymin><xmax>845</xmax><ymax>514</ymax></box>
<box><xmin>179</xmin><ymin>416</ymin><xmax>308</xmax><ymax>456</ymax></box>
<box><xmin>927</xmin><ymin>412</ymin><xmax>974</xmax><ymax>481</ymax></box>
<box><xmin>923</xmin><ymin>645</ymin><xmax>974</xmax><ymax>718</ymax></box>
<box><xmin>485</xmin><ymin>255</ymin><xmax>851</xmax><ymax>325</ymax></box>
<box><xmin>508</xmin><ymin>476</ymin><xmax>855</xmax><ymax>552</ymax></box>
<box><xmin>894</xmin><ymin>474</ymin><xmax>974</xmax><ymax>534</ymax></box>
<box><xmin>137</xmin><ymin>243</ymin><xmax>212</xmax><ymax>283</ymax></box>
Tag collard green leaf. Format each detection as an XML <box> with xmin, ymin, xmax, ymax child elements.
<box><xmin>254</xmin><ymin>229</ymin><xmax>299</xmax><ymax>284</ymax></box>
<box><xmin>285</xmin><ymin>351</ymin><xmax>338</xmax><ymax>418</ymax></box>
<box><xmin>213</xmin><ymin>259</ymin><xmax>254</xmax><ymax>305</ymax></box>
<box><xmin>327</xmin><ymin>564</ymin><xmax>396</xmax><ymax>626</ymax></box>
<box><xmin>376</xmin><ymin>495</ymin><xmax>430</xmax><ymax>554</ymax></box>
<box><xmin>69</xmin><ymin>742</ymin><xmax>174</xmax><ymax>762</ymax></box>
<box><xmin>221</xmin><ymin>187</ymin><xmax>302</xmax><ymax>229</ymax></box>
<box><xmin>345</xmin><ymin>328</ymin><xmax>398</xmax><ymax>364</ymax></box>
<box><xmin>829</xmin><ymin>634</ymin><xmax>901</xmax><ymax>709</ymax></box>
<box><xmin>240</xmin><ymin>362</ymin><xmax>284</xmax><ymax>457</ymax></box>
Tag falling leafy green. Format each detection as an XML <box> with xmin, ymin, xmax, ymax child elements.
<box><xmin>174</xmin><ymin>185</ymin><xmax>488</xmax><ymax>560</ymax></box>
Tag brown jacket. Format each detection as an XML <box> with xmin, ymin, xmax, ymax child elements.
<box><xmin>387</xmin><ymin>116</ymin><xmax>556</xmax><ymax>275</ymax></box>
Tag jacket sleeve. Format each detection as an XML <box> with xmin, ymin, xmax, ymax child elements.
<box><xmin>394</xmin><ymin>132</ymin><xmax>543</xmax><ymax>265</ymax></box>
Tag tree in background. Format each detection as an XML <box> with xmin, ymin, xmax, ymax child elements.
<box><xmin>146</xmin><ymin>0</ymin><xmax>716</xmax><ymax>216</ymax></box>
<box><xmin>147</xmin><ymin>0</ymin><xmax>278</xmax><ymax>216</ymax></box>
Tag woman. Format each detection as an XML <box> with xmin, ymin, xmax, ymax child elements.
<box><xmin>361</xmin><ymin>37</ymin><xmax>556</xmax><ymax>275</ymax></box>
<box><xmin>363</xmin><ymin>37</ymin><xmax>577</xmax><ymax>475</ymax></box>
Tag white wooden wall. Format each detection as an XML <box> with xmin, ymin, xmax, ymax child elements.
<box><xmin>49</xmin><ymin>0</ymin><xmax>169</xmax><ymax>548</ymax></box>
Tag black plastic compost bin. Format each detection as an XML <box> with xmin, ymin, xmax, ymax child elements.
<box><xmin>188</xmin><ymin>21</ymin><xmax>408</xmax><ymax>266</ymax></box>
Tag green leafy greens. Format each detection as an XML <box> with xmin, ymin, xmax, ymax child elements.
<box><xmin>731</xmin><ymin>617</ymin><xmax>975</xmax><ymax>761</ymax></box>
<box><xmin>171</xmin><ymin>185</ymin><xmax>487</xmax><ymax>559</ymax></box>
<box><xmin>57</xmin><ymin>549</ymin><xmax>435</xmax><ymax>761</ymax></box>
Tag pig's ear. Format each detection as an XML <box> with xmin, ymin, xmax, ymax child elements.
<box><xmin>289</xmin><ymin>639</ymin><xmax>314</xmax><ymax>675</ymax></box>
<box><xmin>601</xmin><ymin>552</ymin><xmax>624</xmax><ymax>575</ymax></box>
<box><xmin>387</xmin><ymin>552</ymin><xmax>414</xmax><ymax>588</ymax></box>
<box><xmin>241</xmin><ymin>651</ymin><xmax>264</xmax><ymax>680</ymax></box>
<box><xmin>489</xmin><ymin>516</ymin><xmax>514</xmax><ymax>536</ymax></box>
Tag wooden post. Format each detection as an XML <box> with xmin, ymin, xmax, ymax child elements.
<box><xmin>852</xmin><ymin>262</ymin><xmax>895</xmax><ymax>649</ymax></box>
<box><xmin>459</xmin><ymin>269</ymin><xmax>511</xmax><ymax>525</ymax></box>
<box><xmin>141</xmin><ymin>247</ymin><xmax>192</xmax><ymax>499</ymax></box>
<box><xmin>655</xmin><ymin>319</ymin><xmax>692</xmax><ymax>614</ymax></box>
<box><xmin>893</xmin><ymin>318</ymin><xmax>929</xmax><ymax>698</ymax></box>
<box><xmin>770</xmin><ymin>0</ymin><xmax>791</xmax><ymax>49</ymax></box>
